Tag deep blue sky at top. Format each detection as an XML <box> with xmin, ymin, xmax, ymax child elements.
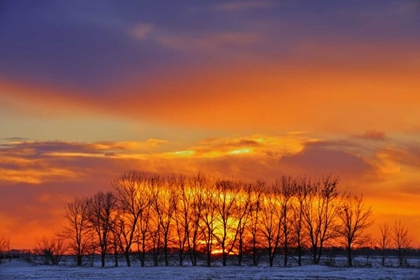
<box><xmin>1</xmin><ymin>0</ymin><xmax>418</xmax><ymax>94</ymax></box>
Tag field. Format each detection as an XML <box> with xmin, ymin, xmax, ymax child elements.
<box><xmin>1</xmin><ymin>257</ymin><xmax>420</xmax><ymax>280</ymax></box>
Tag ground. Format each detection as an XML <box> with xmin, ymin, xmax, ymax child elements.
<box><xmin>1</xmin><ymin>259</ymin><xmax>420</xmax><ymax>280</ymax></box>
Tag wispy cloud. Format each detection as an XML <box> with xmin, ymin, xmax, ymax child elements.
<box><xmin>130</xmin><ymin>23</ymin><xmax>154</xmax><ymax>40</ymax></box>
<box><xmin>355</xmin><ymin>129</ymin><xmax>387</xmax><ymax>141</ymax></box>
<box><xmin>0</xmin><ymin>139</ymin><xmax>167</xmax><ymax>184</ymax></box>
<box><xmin>0</xmin><ymin>137</ymin><xmax>29</xmax><ymax>142</ymax></box>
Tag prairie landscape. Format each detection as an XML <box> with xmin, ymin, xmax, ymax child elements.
<box><xmin>1</xmin><ymin>1</ymin><xmax>420</xmax><ymax>279</ymax></box>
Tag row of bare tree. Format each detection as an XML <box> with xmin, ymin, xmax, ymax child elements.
<box><xmin>56</xmin><ymin>171</ymin><xmax>411</xmax><ymax>268</ymax></box>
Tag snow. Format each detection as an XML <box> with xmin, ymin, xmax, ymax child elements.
<box><xmin>1</xmin><ymin>259</ymin><xmax>420</xmax><ymax>280</ymax></box>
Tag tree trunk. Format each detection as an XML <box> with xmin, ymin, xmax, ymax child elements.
<box><xmin>114</xmin><ymin>251</ymin><xmax>118</xmax><ymax>267</ymax></box>
<box><xmin>238</xmin><ymin>238</ymin><xmax>243</xmax><ymax>266</ymax></box>
<box><xmin>141</xmin><ymin>241</ymin><xmax>146</xmax><ymax>267</ymax></box>
<box><xmin>140</xmin><ymin>251</ymin><xmax>145</xmax><ymax>267</ymax></box>
<box><xmin>252</xmin><ymin>238</ymin><xmax>258</xmax><ymax>266</ymax></box>
<box><xmin>347</xmin><ymin>245</ymin><xmax>352</xmax><ymax>267</ymax></box>
<box><xmin>297</xmin><ymin>245</ymin><xmax>302</xmax><ymax>266</ymax></box>
<box><xmin>190</xmin><ymin>245</ymin><xmax>197</xmax><ymax>266</ymax></box>
<box><xmin>179</xmin><ymin>250</ymin><xmax>183</xmax><ymax>266</ymax></box>
<box><xmin>312</xmin><ymin>245</ymin><xmax>318</xmax><ymax>264</ymax></box>
<box><xmin>101</xmin><ymin>252</ymin><xmax>105</xmax><ymax>267</ymax></box>
<box><xmin>206</xmin><ymin>243</ymin><xmax>211</xmax><ymax>267</ymax></box>
<box><xmin>77</xmin><ymin>255</ymin><xmax>82</xmax><ymax>266</ymax></box>
<box><xmin>207</xmin><ymin>251</ymin><xmax>211</xmax><ymax>267</ymax></box>
<box><xmin>268</xmin><ymin>245</ymin><xmax>274</xmax><ymax>267</ymax></box>
<box><xmin>222</xmin><ymin>244</ymin><xmax>227</xmax><ymax>266</ymax></box>
<box><xmin>316</xmin><ymin>244</ymin><xmax>323</xmax><ymax>264</ymax></box>
<box><xmin>125</xmin><ymin>251</ymin><xmax>131</xmax><ymax>267</ymax></box>
<box><xmin>164</xmin><ymin>243</ymin><xmax>169</xmax><ymax>266</ymax></box>
<box><xmin>284</xmin><ymin>243</ymin><xmax>288</xmax><ymax>267</ymax></box>
<box><xmin>269</xmin><ymin>255</ymin><xmax>274</xmax><ymax>267</ymax></box>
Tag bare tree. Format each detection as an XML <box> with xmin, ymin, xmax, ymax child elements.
<box><xmin>172</xmin><ymin>174</ymin><xmax>190</xmax><ymax>266</ymax></box>
<box><xmin>362</xmin><ymin>234</ymin><xmax>375</xmax><ymax>267</ymax></box>
<box><xmin>134</xmin><ymin>190</ymin><xmax>154</xmax><ymax>267</ymax></box>
<box><xmin>302</xmin><ymin>175</ymin><xmax>340</xmax><ymax>264</ymax></box>
<box><xmin>213</xmin><ymin>179</ymin><xmax>240</xmax><ymax>266</ymax></box>
<box><xmin>153</xmin><ymin>177</ymin><xmax>177</xmax><ymax>266</ymax></box>
<box><xmin>187</xmin><ymin>173</ymin><xmax>206</xmax><ymax>266</ymax></box>
<box><xmin>110</xmin><ymin>230</ymin><xmax>120</xmax><ymax>267</ymax></box>
<box><xmin>0</xmin><ymin>234</ymin><xmax>10</xmax><ymax>264</ymax></box>
<box><xmin>393</xmin><ymin>220</ymin><xmax>412</xmax><ymax>267</ymax></box>
<box><xmin>260</xmin><ymin>184</ymin><xmax>283</xmax><ymax>267</ymax></box>
<box><xmin>291</xmin><ymin>177</ymin><xmax>310</xmax><ymax>266</ymax></box>
<box><xmin>337</xmin><ymin>194</ymin><xmax>373</xmax><ymax>267</ymax></box>
<box><xmin>200</xmin><ymin>180</ymin><xmax>217</xmax><ymax>267</ymax></box>
<box><xmin>379</xmin><ymin>222</ymin><xmax>391</xmax><ymax>266</ymax></box>
<box><xmin>279</xmin><ymin>176</ymin><xmax>294</xmax><ymax>267</ymax></box>
<box><xmin>112</xmin><ymin>171</ymin><xmax>155</xmax><ymax>267</ymax></box>
<box><xmin>149</xmin><ymin>214</ymin><xmax>161</xmax><ymax>267</ymax></box>
<box><xmin>35</xmin><ymin>237</ymin><xmax>67</xmax><ymax>265</ymax></box>
<box><xmin>248</xmin><ymin>180</ymin><xmax>264</xmax><ymax>266</ymax></box>
<box><xmin>234</xmin><ymin>182</ymin><xmax>253</xmax><ymax>266</ymax></box>
<box><xmin>61</xmin><ymin>197</ymin><xmax>90</xmax><ymax>266</ymax></box>
<box><xmin>88</xmin><ymin>191</ymin><xmax>118</xmax><ymax>267</ymax></box>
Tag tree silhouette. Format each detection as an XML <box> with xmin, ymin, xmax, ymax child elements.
<box><xmin>302</xmin><ymin>176</ymin><xmax>340</xmax><ymax>264</ymax></box>
<box><xmin>112</xmin><ymin>171</ymin><xmax>155</xmax><ymax>267</ymax></box>
<box><xmin>61</xmin><ymin>197</ymin><xmax>90</xmax><ymax>266</ymax></box>
<box><xmin>337</xmin><ymin>194</ymin><xmax>373</xmax><ymax>267</ymax></box>
<box><xmin>393</xmin><ymin>220</ymin><xmax>412</xmax><ymax>267</ymax></box>
<box><xmin>87</xmin><ymin>191</ymin><xmax>118</xmax><ymax>267</ymax></box>
<box><xmin>379</xmin><ymin>222</ymin><xmax>391</xmax><ymax>266</ymax></box>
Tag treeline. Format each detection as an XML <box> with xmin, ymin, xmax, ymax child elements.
<box><xmin>38</xmin><ymin>171</ymin><xmax>412</xmax><ymax>268</ymax></box>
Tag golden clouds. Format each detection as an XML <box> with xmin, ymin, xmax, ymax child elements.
<box><xmin>0</xmin><ymin>168</ymin><xmax>76</xmax><ymax>184</ymax></box>
<box><xmin>1</xmin><ymin>133</ymin><xmax>420</xmax><ymax>248</ymax></box>
<box><xmin>0</xmin><ymin>133</ymin><xmax>417</xmax><ymax>195</ymax></box>
<box><xmin>0</xmin><ymin>134</ymin><xmax>374</xmax><ymax>186</ymax></box>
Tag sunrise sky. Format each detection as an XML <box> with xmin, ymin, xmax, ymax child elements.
<box><xmin>1</xmin><ymin>0</ymin><xmax>420</xmax><ymax>249</ymax></box>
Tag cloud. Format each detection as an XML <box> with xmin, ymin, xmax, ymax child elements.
<box><xmin>0</xmin><ymin>139</ymin><xmax>167</xmax><ymax>184</ymax></box>
<box><xmin>1</xmin><ymin>134</ymin><xmax>420</xmax><ymax>248</ymax></box>
<box><xmin>0</xmin><ymin>137</ymin><xmax>29</xmax><ymax>142</ymax></box>
<box><xmin>130</xmin><ymin>23</ymin><xmax>154</xmax><ymax>40</ymax></box>
<box><xmin>369</xmin><ymin>143</ymin><xmax>420</xmax><ymax>175</ymax></box>
<box><xmin>280</xmin><ymin>141</ymin><xmax>372</xmax><ymax>180</ymax></box>
<box><xmin>355</xmin><ymin>130</ymin><xmax>387</xmax><ymax>141</ymax></box>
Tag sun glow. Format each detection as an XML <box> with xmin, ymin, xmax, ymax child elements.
<box><xmin>211</xmin><ymin>248</ymin><xmax>237</xmax><ymax>255</ymax></box>
<box><xmin>229</xmin><ymin>148</ymin><xmax>252</xmax><ymax>155</ymax></box>
<box><xmin>174</xmin><ymin>150</ymin><xmax>195</xmax><ymax>156</ymax></box>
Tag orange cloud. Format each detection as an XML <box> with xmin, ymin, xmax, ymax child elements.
<box><xmin>1</xmin><ymin>134</ymin><xmax>420</xmax><ymax>248</ymax></box>
<box><xmin>355</xmin><ymin>130</ymin><xmax>387</xmax><ymax>141</ymax></box>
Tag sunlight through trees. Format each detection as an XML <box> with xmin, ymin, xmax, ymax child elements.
<box><xmin>53</xmin><ymin>171</ymin><xmax>414</xmax><ymax>268</ymax></box>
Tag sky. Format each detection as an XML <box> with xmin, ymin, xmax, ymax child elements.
<box><xmin>1</xmin><ymin>0</ymin><xmax>420</xmax><ymax>249</ymax></box>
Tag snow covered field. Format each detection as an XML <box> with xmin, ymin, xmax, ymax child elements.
<box><xmin>1</xmin><ymin>259</ymin><xmax>420</xmax><ymax>280</ymax></box>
